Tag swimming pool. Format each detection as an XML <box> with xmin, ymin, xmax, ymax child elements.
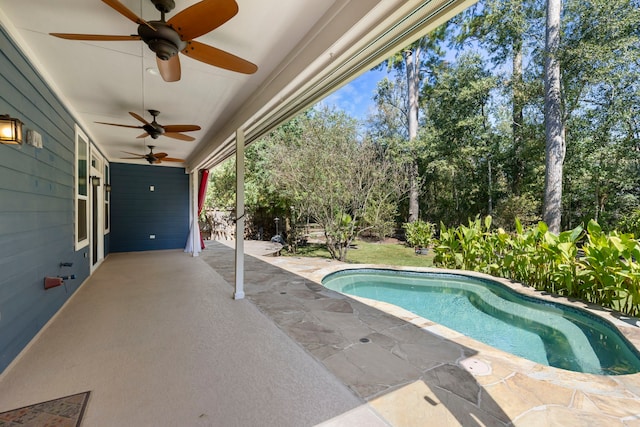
<box><xmin>322</xmin><ymin>268</ymin><xmax>640</xmax><ymax>375</ymax></box>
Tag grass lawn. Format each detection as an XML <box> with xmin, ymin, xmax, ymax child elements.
<box><xmin>286</xmin><ymin>239</ymin><xmax>435</xmax><ymax>267</ymax></box>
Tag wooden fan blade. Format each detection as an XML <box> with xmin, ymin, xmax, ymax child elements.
<box><xmin>164</xmin><ymin>132</ymin><xmax>196</xmax><ymax>142</ymax></box>
<box><xmin>162</xmin><ymin>157</ymin><xmax>186</xmax><ymax>162</ymax></box>
<box><xmin>50</xmin><ymin>33</ymin><xmax>141</xmax><ymax>41</ymax></box>
<box><xmin>95</xmin><ymin>121</ymin><xmax>142</xmax><ymax>129</ymax></box>
<box><xmin>102</xmin><ymin>0</ymin><xmax>156</xmax><ymax>30</ymax></box>
<box><xmin>129</xmin><ymin>112</ymin><xmax>150</xmax><ymax>125</ymax></box>
<box><xmin>181</xmin><ymin>41</ymin><xmax>257</xmax><ymax>74</ymax></box>
<box><xmin>154</xmin><ymin>153</ymin><xmax>169</xmax><ymax>159</ymax></box>
<box><xmin>162</xmin><ymin>125</ymin><xmax>201</xmax><ymax>133</ymax></box>
<box><xmin>157</xmin><ymin>56</ymin><xmax>181</xmax><ymax>82</ymax></box>
<box><xmin>136</xmin><ymin>133</ymin><xmax>150</xmax><ymax>139</ymax></box>
<box><xmin>121</xmin><ymin>156</ymin><xmax>145</xmax><ymax>159</ymax></box>
<box><xmin>168</xmin><ymin>0</ymin><xmax>238</xmax><ymax>41</ymax></box>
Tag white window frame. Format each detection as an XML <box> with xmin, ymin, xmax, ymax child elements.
<box><xmin>75</xmin><ymin>125</ymin><xmax>89</xmax><ymax>250</ymax></box>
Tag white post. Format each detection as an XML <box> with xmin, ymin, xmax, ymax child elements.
<box><xmin>234</xmin><ymin>129</ymin><xmax>245</xmax><ymax>300</ymax></box>
<box><xmin>191</xmin><ymin>170</ymin><xmax>200</xmax><ymax>257</ymax></box>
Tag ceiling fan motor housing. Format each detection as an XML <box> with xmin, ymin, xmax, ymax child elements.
<box><xmin>150</xmin><ymin>0</ymin><xmax>176</xmax><ymax>14</ymax></box>
<box><xmin>143</xmin><ymin>125</ymin><xmax>163</xmax><ymax>139</ymax></box>
<box><xmin>144</xmin><ymin>110</ymin><xmax>165</xmax><ymax>139</ymax></box>
<box><xmin>146</xmin><ymin>145</ymin><xmax>158</xmax><ymax>163</ymax></box>
<box><xmin>138</xmin><ymin>21</ymin><xmax>186</xmax><ymax>61</ymax></box>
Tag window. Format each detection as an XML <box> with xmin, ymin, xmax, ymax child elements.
<box><xmin>75</xmin><ymin>125</ymin><xmax>89</xmax><ymax>250</ymax></box>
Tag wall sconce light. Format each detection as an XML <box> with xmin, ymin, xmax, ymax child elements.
<box><xmin>0</xmin><ymin>114</ymin><xmax>23</xmax><ymax>144</ymax></box>
<box><xmin>104</xmin><ymin>183</ymin><xmax>112</xmax><ymax>193</ymax></box>
<box><xmin>90</xmin><ymin>175</ymin><xmax>101</xmax><ymax>187</ymax></box>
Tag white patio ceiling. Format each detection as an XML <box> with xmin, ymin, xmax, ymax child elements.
<box><xmin>0</xmin><ymin>0</ymin><xmax>475</xmax><ymax>171</ymax></box>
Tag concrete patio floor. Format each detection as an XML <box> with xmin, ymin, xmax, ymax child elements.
<box><xmin>2</xmin><ymin>241</ymin><xmax>640</xmax><ymax>426</ymax></box>
<box><xmin>0</xmin><ymin>249</ymin><xmax>369</xmax><ymax>426</ymax></box>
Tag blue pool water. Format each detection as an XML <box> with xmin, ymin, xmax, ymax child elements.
<box><xmin>322</xmin><ymin>269</ymin><xmax>640</xmax><ymax>375</ymax></box>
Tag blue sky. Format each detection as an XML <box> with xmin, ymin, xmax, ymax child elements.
<box><xmin>317</xmin><ymin>68</ymin><xmax>391</xmax><ymax>122</ymax></box>
<box><xmin>317</xmin><ymin>43</ymin><xmax>479</xmax><ymax>123</ymax></box>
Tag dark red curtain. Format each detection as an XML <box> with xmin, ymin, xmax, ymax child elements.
<box><xmin>197</xmin><ymin>169</ymin><xmax>210</xmax><ymax>249</ymax></box>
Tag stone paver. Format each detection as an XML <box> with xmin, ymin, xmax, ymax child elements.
<box><xmin>201</xmin><ymin>240</ymin><xmax>640</xmax><ymax>426</ymax></box>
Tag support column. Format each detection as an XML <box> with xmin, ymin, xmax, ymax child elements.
<box><xmin>184</xmin><ymin>170</ymin><xmax>200</xmax><ymax>256</ymax></box>
<box><xmin>234</xmin><ymin>129</ymin><xmax>245</xmax><ymax>300</ymax></box>
<box><xmin>191</xmin><ymin>170</ymin><xmax>200</xmax><ymax>257</ymax></box>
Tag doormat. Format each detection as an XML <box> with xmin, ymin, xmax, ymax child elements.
<box><xmin>0</xmin><ymin>391</ymin><xmax>90</xmax><ymax>426</ymax></box>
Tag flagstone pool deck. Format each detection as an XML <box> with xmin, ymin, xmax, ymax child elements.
<box><xmin>208</xmin><ymin>239</ymin><xmax>640</xmax><ymax>426</ymax></box>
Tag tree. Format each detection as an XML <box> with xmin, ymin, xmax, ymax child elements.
<box><xmin>542</xmin><ymin>0</ymin><xmax>565</xmax><ymax>233</ymax></box>
<box><xmin>206</xmin><ymin>0</ymin><xmax>640</xmax><ymax>238</ymax></box>
<box><xmin>559</xmin><ymin>0</ymin><xmax>640</xmax><ymax>230</ymax></box>
<box><xmin>421</xmin><ymin>52</ymin><xmax>499</xmax><ymax>225</ymax></box>
<box><xmin>264</xmin><ymin>107</ymin><xmax>408</xmax><ymax>260</ymax></box>
<box><xmin>367</xmin><ymin>75</ymin><xmax>415</xmax><ymax>223</ymax></box>
<box><xmin>377</xmin><ymin>27</ymin><xmax>448</xmax><ymax>223</ymax></box>
<box><xmin>453</xmin><ymin>0</ymin><xmax>543</xmax><ymax>196</ymax></box>
<box><xmin>206</xmin><ymin>158</ymin><xmax>237</xmax><ymax>210</ymax></box>
<box><xmin>368</xmin><ymin>76</ymin><xmax>409</xmax><ymax>143</ymax></box>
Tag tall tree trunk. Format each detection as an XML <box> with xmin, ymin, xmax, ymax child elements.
<box><xmin>405</xmin><ymin>48</ymin><xmax>420</xmax><ymax>222</ymax></box>
<box><xmin>542</xmin><ymin>0</ymin><xmax>565</xmax><ymax>234</ymax></box>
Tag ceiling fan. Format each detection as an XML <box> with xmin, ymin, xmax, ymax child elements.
<box><xmin>96</xmin><ymin>109</ymin><xmax>200</xmax><ymax>141</ymax></box>
<box><xmin>50</xmin><ymin>0</ymin><xmax>258</xmax><ymax>82</ymax></box>
<box><xmin>122</xmin><ymin>145</ymin><xmax>184</xmax><ymax>164</ymax></box>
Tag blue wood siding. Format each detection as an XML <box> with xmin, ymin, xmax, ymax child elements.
<box><xmin>110</xmin><ymin>164</ymin><xmax>189</xmax><ymax>252</ymax></box>
<box><xmin>0</xmin><ymin>26</ymin><xmax>91</xmax><ymax>373</ymax></box>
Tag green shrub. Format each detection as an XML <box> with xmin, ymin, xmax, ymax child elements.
<box><xmin>619</xmin><ymin>208</ymin><xmax>640</xmax><ymax>238</ymax></box>
<box><xmin>362</xmin><ymin>199</ymin><xmax>397</xmax><ymax>240</ymax></box>
<box><xmin>433</xmin><ymin>216</ymin><xmax>640</xmax><ymax>316</ymax></box>
<box><xmin>403</xmin><ymin>220</ymin><xmax>436</xmax><ymax>249</ymax></box>
<box><xmin>493</xmin><ymin>194</ymin><xmax>541</xmax><ymax>231</ymax></box>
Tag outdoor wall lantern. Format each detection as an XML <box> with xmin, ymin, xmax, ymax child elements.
<box><xmin>90</xmin><ymin>175</ymin><xmax>101</xmax><ymax>187</ymax></box>
<box><xmin>0</xmin><ymin>114</ymin><xmax>23</xmax><ymax>144</ymax></box>
<box><xmin>104</xmin><ymin>183</ymin><xmax>112</xmax><ymax>193</ymax></box>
